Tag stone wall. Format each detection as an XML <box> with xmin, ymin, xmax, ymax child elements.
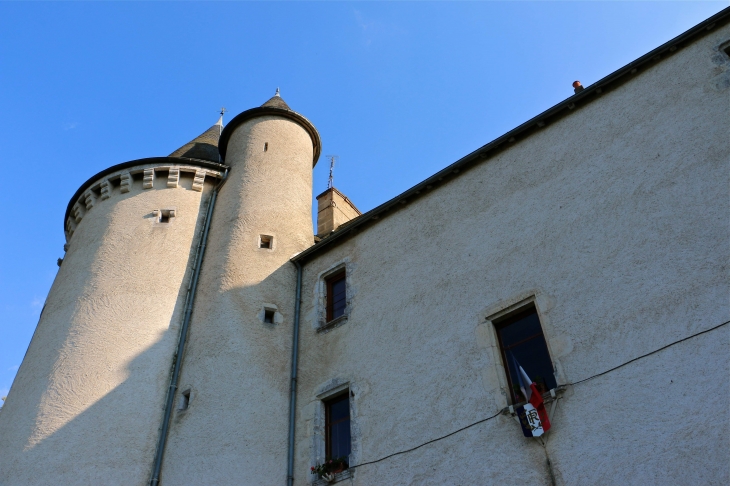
<box><xmin>159</xmin><ymin>115</ymin><xmax>316</xmax><ymax>485</ymax></box>
<box><xmin>293</xmin><ymin>25</ymin><xmax>730</xmax><ymax>486</ymax></box>
<box><xmin>0</xmin><ymin>163</ymin><xmax>221</xmax><ymax>484</ymax></box>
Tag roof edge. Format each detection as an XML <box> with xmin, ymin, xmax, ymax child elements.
<box><xmin>64</xmin><ymin>157</ymin><xmax>229</xmax><ymax>232</ymax></box>
<box><xmin>292</xmin><ymin>7</ymin><xmax>730</xmax><ymax>264</ymax></box>
<box><xmin>218</xmin><ymin>106</ymin><xmax>321</xmax><ymax>166</ymax></box>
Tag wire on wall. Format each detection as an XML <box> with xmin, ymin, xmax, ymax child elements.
<box><xmin>348</xmin><ymin>318</ymin><xmax>730</xmax><ymax>471</ymax></box>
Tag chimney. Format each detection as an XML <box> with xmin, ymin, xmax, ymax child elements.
<box><xmin>316</xmin><ymin>187</ymin><xmax>361</xmax><ymax>236</ymax></box>
<box><xmin>572</xmin><ymin>80</ymin><xmax>584</xmax><ymax>94</ymax></box>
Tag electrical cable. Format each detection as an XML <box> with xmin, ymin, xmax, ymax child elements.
<box><xmin>568</xmin><ymin>318</ymin><xmax>730</xmax><ymax>386</ymax></box>
<box><xmin>347</xmin><ymin>318</ymin><xmax>730</xmax><ymax>471</ymax></box>
<box><xmin>350</xmin><ymin>410</ymin><xmax>503</xmax><ymax>470</ymax></box>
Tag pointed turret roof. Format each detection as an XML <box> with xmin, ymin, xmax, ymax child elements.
<box><xmin>218</xmin><ymin>89</ymin><xmax>321</xmax><ymax>166</ymax></box>
<box><xmin>169</xmin><ymin>116</ymin><xmax>223</xmax><ymax>162</ymax></box>
<box><xmin>261</xmin><ymin>88</ymin><xmax>291</xmax><ymax>111</ymax></box>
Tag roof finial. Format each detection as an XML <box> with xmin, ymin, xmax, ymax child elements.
<box><xmin>275</xmin><ymin>87</ymin><xmax>281</xmax><ymax>97</ymax></box>
<box><xmin>217</xmin><ymin>107</ymin><xmax>227</xmax><ymax>133</ymax></box>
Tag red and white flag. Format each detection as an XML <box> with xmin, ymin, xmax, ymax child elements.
<box><xmin>512</xmin><ymin>356</ymin><xmax>551</xmax><ymax>437</ymax></box>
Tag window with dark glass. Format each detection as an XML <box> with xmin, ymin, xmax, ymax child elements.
<box><xmin>325</xmin><ymin>393</ymin><xmax>351</xmax><ymax>462</ymax></box>
<box><xmin>326</xmin><ymin>271</ymin><xmax>346</xmax><ymax>322</ymax></box>
<box><xmin>494</xmin><ymin>306</ymin><xmax>556</xmax><ymax>403</ymax></box>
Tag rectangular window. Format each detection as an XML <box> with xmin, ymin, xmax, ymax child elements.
<box><xmin>326</xmin><ymin>271</ymin><xmax>346</xmax><ymax>322</ymax></box>
<box><xmin>494</xmin><ymin>306</ymin><xmax>556</xmax><ymax>403</ymax></box>
<box><xmin>259</xmin><ymin>235</ymin><xmax>273</xmax><ymax>249</ymax></box>
<box><xmin>325</xmin><ymin>392</ymin><xmax>351</xmax><ymax>461</ymax></box>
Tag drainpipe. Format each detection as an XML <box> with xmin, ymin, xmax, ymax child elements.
<box><xmin>286</xmin><ymin>260</ymin><xmax>303</xmax><ymax>486</ymax></box>
<box><xmin>149</xmin><ymin>168</ymin><xmax>228</xmax><ymax>486</ymax></box>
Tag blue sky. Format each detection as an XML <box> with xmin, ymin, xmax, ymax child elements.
<box><xmin>0</xmin><ymin>1</ymin><xmax>725</xmax><ymax>402</ymax></box>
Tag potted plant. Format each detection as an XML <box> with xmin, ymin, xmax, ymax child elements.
<box><xmin>311</xmin><ymin>457</ymin><xmax>349</xmax><ymax>482</ymax></box>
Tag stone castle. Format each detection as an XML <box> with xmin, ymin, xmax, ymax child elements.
<box><xmin>0</xmin><ymin>10</ymin><xmax>728</xmax><ymax>486</ymax></box>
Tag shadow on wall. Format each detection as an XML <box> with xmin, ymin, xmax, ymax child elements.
<box><xmin>158</xmin><ymin>259</ymin><xmax>300</xmax><ymax>485</ymax></box>
<box><xmin>0</xmin><ymin>328</ymin><xmax>182</xmax><ymax>485</ymax></box>
<box><xmin>1</xmin><ymin>257</ymin><xmax>301</xmax><ymax>485</ymax></box>
<box><xmin>0</xmin><ymin>229</ymin><xmax>204</xmax><ymax>483</ymax></box>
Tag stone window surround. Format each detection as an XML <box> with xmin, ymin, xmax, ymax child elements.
<box><xmin>258</xmin><ymin>303</ymin><xmax>283</xmax><ymax>325</ymax></box>
<box><xmin>258</xmin><ymin>233</ymin><xmax>275</xmax><ymax>250</ymax></box>
<box><xmin>314</xmin><ymin>259</ymin><xmax>352</xmax><ymax>333</ymax></box>
<box><xmin>480</xmin><ymin>292</ymin><xmax>565</xmax><ymax>409</ymax></box>
<box><xmin>152</xmin><ymin>208</ymin><xmax>177</xmax><ymax>225</ymax></box>
<box><xmin>309</xmin><ymin>378</ymin><xmax>360</xmax><ymax>485</ymax></box>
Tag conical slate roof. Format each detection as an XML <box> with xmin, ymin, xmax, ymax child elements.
<box><xmin>261</xmin><ymin>88</ymin><xmax>291</xmax><ymax>110</ymax></box>
<box><xmin>168</xmin><ymin>116</ymin><xmax>223</xmax><ymax>162</ymax></box>
<box><xmin>219</xmin><ymin>89</ymin><xmax>321</xmax><ymax>165</ymax></box>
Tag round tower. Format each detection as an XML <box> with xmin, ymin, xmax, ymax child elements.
<box><xmin>158</xmin><ymin>92</ymin><xmax>320</xmax><ymax>484</ymax></box>
<box><xmin>0</xmin><ymin>120</ymin><xmax>228</xmax><ymax>484</ymax></box>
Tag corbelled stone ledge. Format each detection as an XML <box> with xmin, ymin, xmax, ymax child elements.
<box><xmin>64</xmin><ymin>157</ymin><xmax>228</xmax><ymax>242</ymax></box>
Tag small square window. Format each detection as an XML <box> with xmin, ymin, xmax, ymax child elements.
<box><xmin>326</xmin><ymin>271</ymin><xmax>346</xmax><ymax>322</ymax></box>
<box><xmin>264</xmin><ymin>308</ymin><xmax>275</xmax><ymax>324</ymax></box>
<box><xmin>260</xmin><ymin>235</ymin><xmax>273</xmax><ymax>249</ymax></box>
<box><xmin>155</xmin><ymin>209</ymin><xmax>175</xmax><ymax>224</ymax></box>
<box><xmin>494</xmin><ymin>306</ymin><xmax>556</xmax><ymax>403</ymax></box>
<box><xmin>325</xmin><ymin>392</ymin><xmax>351</xmax><ymax>463</ymax></box>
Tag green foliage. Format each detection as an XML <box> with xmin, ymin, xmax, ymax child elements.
<box><xmin>311</xmin><ymin>457</ymin><xmax>349</xmax><ymax>477</ymax></box>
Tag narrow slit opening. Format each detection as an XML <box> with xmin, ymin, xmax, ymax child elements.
<box><xmin>179</xmin><ymin>389</ymin><xmax>190</xmax><ymax>410</ymax></box>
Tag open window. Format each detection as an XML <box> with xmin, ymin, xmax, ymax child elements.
<box><xmin>494</xmin><ymin>306</ymin><xmax>556</xmax><ymax>403</ymax></box>
<box><xmin>325</xmin><ymin>271</ymin><xmax>346</xmax><ymax>322</ymax></box>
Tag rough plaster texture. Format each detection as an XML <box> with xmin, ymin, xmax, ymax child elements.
<box><xmin>294</xmin><ymin>27</ymin><xmax>730</xmax><ymax>485</ymax></box>
<box><xmin>159</xmin><ymin>115</ymin><xmax>316</xmax><ymax>485</ymax></box>
<box><xmin>0</xmin><ymin>166</ymin><xmax>218</xmax><ymax>484</ymax></box>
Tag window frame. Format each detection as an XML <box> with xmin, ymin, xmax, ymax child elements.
<box><xmin>324</xmin><ymin>391</ymin><xmax>351</xmax><ymax>462</ymax></box>
<box><xmin>493</xmin><ymin>304</ymin><xmax>556</xmax><ymax>404</ymax></box>
<box><xmin>325</xmin><ymin>270</ymin><xmax>347</xmax><ymax>323</ymax></box>
<box><xmin>259</xmin><ymin>234</ymin><xmax>273</xmax><ymax>250</ymax></box>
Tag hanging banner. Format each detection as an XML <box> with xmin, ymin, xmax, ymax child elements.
<box><xmin>515</xmin><ymin>403</ymin><xmax>546</xmax><ymax>437</ymax></box>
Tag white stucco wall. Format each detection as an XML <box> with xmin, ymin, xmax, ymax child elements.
<box><xmin>159</xmin><ymin>115</ymin><xmax>316</xmax><ymax>485</ymax></box>
<box><xmin>0</xmin><ymin>165</ymin><xmax>219</xmax><ymax>485</ymax></box>
<box><xmin>294</xmin><ymin>26</ymin><xmax>730</xmax><ymax>485</ymax></box>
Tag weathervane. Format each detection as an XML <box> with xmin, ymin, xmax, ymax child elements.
<box><xmin>326</xmin><ymin>155</ymin><xmax>339</xmax><ymax>189</ymax></box>
<box><xmin>218</xmin><ymin>107</ymin><xmax>227</xmax><ymax>136</ymax></box>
